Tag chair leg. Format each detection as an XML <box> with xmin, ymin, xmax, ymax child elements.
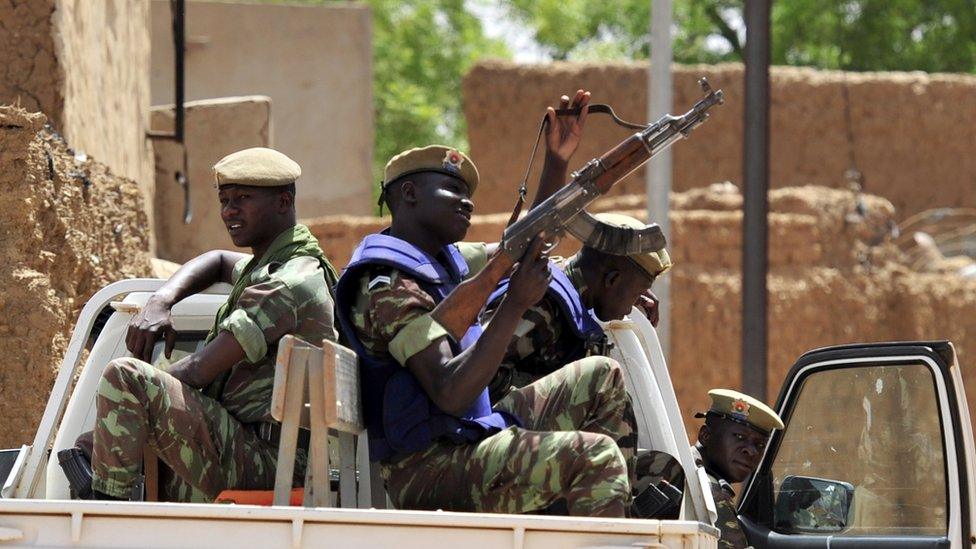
<box><xmin>274</xmin><ymin>348</ymin><xmax>308</xmax><ymax>506</ymax></box>
<box><xmin>306</xmin><ymin>356</ymin><xmax>331</xmax><ymax>507</ymax></box>
<box><xmin>369</xmin><ymin>460</ymin><xmax>387</xmax><ymax>509</ymax></box>
<box><xmin>356</xmin><ymin>434</ymin><xmax>371</xmax><ymax>509</ymax></box>
<box><xmin>338</xmin><ymin>432</ymin><xmax>357</xmax><ymax>508</ymax></box>
<box><xmin>142</xmin><ymin>446</ymin><xmax>159</xmax><ymax>502</ymax></box>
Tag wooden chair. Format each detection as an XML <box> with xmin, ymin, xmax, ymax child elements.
<box><xmin>267</xmin><ymin>335</ymin><xmax>386</xmax><ymax>509</ymax></box>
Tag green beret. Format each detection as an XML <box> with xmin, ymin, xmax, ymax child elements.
<box><xmin>382</xmin><ymin>145</ymin><xmax>480</xmax><ymax>196</ymax></box>
<box><xmin>697</xmin><ymin>388</ymin><xmax>784</xmax><ymax>435</ymax></box>
<box><xmin>593</xmin><ymin>213</ymin><xmax>673</xmax><ymax>279</ymax></box>
<box><xmin>213</xmin><ymin>147</ymin><xmax>301</xmax><ymax>188</ymax></box>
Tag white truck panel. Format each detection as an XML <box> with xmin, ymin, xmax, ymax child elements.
<box><xmin>0</xmin><ymin>500</ymin><xmax>717</xmax><ymax>548</ymax></box>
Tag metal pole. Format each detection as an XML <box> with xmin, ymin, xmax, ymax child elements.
<box><xmin>742</xmin><ymin>0</ymin><xmax>770</xmax><ymax>401</ymax></box>
<box><xmin>648</xmin><ymin>0</ymin><xmax>673</xmax><ymax>358</ymax></box>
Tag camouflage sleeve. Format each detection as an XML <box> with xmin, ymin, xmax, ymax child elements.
<box><xmin>219</xmin><ymin>256</ymin><xmax>330</xmax><ymax>363</ymax></box>
<box><xmin>348</xmin><ymin>268</ymin><xmax>443</xmax><ymax>365</ymax></box>
<box><xmin>486</xmin><ymin>296</ymin><xmax>563</xmax><ymax>367</ymax></box>
<box><xmin>231</xmin><ymin>255</ymin><xmax>252</xmax><ymax>284</ymax></box>
<box><xmin>456</xmin><ymin>241</ymin><xmax>488</xmax><ymax>277</ymax></box>
<box><xmin>710</xmin><ymin>478</ymin><xmax>751</xmax><ymax>549</ymax></box>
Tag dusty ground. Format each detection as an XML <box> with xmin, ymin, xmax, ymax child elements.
<box><xmin>0</xmin><ymin>106</ymin><xmax>152</xmax><ymax>447</ymax></box>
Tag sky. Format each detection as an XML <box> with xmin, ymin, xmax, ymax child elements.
<box><xmin>467</xmin><ymin>1</ymin><xmax>745</xmax><ymax>63</ymax></box>
<box><xmin>466</xmin><ymin>0</ymin><xmax>550</xmax><ymax>63</ymax></box>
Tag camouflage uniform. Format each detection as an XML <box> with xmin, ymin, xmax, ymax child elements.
<box><xmin>92</xmin><ymin>226</ymin><xmax>337</xmax><ymax>502</ymax></box>
<box><xmin>485</xmin><ymin>255</ymin><xmax>601</xmax><ymax>402</ymax></box>
<box><xmin>347</xmin><ymin>245</ymin><xmax>638</xmax><ymax>516</ymax></box>
<box><xmin>691</xmin><ymin>444</ymin><xmax>751</xmax><ymax>549</ymax></box>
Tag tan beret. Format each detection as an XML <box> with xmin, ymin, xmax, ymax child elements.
<box><xmin>697</xmin><ymin>388</ymin><xmax>785</xmax><ymax>435</ymax></box>
<box><xmin>383</xmin><ymin>145</ymin><xmax>480</xmax><ymax>196</ymax></box>
<box><xmin>593</xmin><ymin>213</ymin><xmax>673</xmax><ymax>279</ymax></box>
<box><xmin>213</xmin><ymin>147</ymin><xmax>301</xmax><ymax>188</ymax></box>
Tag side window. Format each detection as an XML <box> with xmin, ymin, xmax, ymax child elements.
<box><xmin>769</xmin><ymin>363</ymin><xmax>947</xmax><ymax>536</ymax></box>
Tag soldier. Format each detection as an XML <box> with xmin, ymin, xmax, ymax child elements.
<box><xmin>64</xmin><ymin>147</ymin><xmax>339</xmax><ymax>502</ymax></box>
<box><xmin>485</xmin><ymin>212</ymin><xmax>671</xmax><ymax>402</ymax></box>
<box><xmin>334</xmin><ymin>95</ymin><xmax>641</xmax><ymax>516</ymax></box>
<box><xmin>693</xmin><ymin>389</ymin><xmax>784</xmax><ymax>548</ymax></box>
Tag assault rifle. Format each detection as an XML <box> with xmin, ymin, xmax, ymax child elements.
<box><xmin>431</xmin><ymin>79</ymin><xmax>724</xmax><ymax>341</ymax></box>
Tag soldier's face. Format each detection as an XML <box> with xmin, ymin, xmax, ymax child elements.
<box><xmin>701</xmin><ymin>420</ymin><xmax>769</xmax><ymax>483</ymax></box>
<box><xmin>594</xmin><ymin>263</ymin><xmax>654</xmax><ymax>321</ymax></box>
<box><xmin>218</xmin><ymin>185</ymin><xmax>288</xmax><ymax>247</ymax></box>
<box><xmin>409</xmin><ymin>174</ymin><xmax>473</xmax><ymax>245</ymax></box>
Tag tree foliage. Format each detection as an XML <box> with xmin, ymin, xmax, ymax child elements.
<box><xmin>315</xmin><ymin>0</ymin><xmax>508</xmax><ymax>183</ymax></box>
<box><xmin>500</xmin><ymin>0</ymin><xmax>976</xmax><ymax>73</ymax></box>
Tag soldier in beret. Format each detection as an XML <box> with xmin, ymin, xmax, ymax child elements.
<box><xmin>334</xmin><ymin>91</ymin><xmax>641</xmax><ymax>517</ymax></box>
<box><xmin>69</xmin><ymin>147</ymin><xmax>339</xmax><ymax>502</ymax></box>
<box><xmin>694</xmin><ymin>389</ymin><xmax>785</xmax><ymax>548</ymax></box>
<box><xmin>484</xmin><ymin>212</ymin><xmax>672</xmax><ymax>404</ymax></box>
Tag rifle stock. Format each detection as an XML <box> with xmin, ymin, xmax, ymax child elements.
<box><xmin>432</xmin><ymin>251</ymin><xmax>514</xmax><ymax>341</ymax></box>
<box><xmin>430</xmin><ymin>79</ymin><xmax>724</xmax><ymax>342</ymax></box>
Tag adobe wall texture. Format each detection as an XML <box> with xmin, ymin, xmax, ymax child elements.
<box><xmin>150</xmin><ymin>0</ymin><xmax>374</xmax><ymax>217</ymax></box>
<box><xmin>463</xmin><ymin>61</ymin><xmax>976</xmax><ymax>223</ymax></box>
<box><xmin>0</xmin><ymin>1</ymin><xmax>60</xmax><ymax>117</ymax></box>
<box><xmin>0</xmin><ymin>107</ymin><xmax>152</xmax><ymax>447</ymax></box>
<box><xmin>306</xmin><ymin>184</ymin><xmax>976</xmax><ymax>435</ymax></box>
<box><xmin>0</xmin><ymin>0</ymin><xmax>153</xmax><ymax>196</ymax></box>
<box><xmin>151</xmin><ymin>96</ymin><xmax>271</xmax><ymax>263</ymax></box>
<box><xmin>55</xmin><ymin>0</ymin><xmax>154</xmax><ymax>196</ymax></box>
<box><xmin>0</xmin><ymin>0</ymin><xmax>154</xmax><ymax>204</ymax></box>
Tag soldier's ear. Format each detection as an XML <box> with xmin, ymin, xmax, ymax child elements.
<box><xmin>278</xmin><ymin>189</ymin><xmax>295</xmax><ymax>212</ymax></box>
<box><xmin>401</xmin><ymin>180</ymin><xmax>418</xmax><ymax>205</ymax></box>
<box><xmin>698</xmin><ymin>424</ymin><xmax>711</xmax><ymax>446</ymax></box>
<box><xmin>604</xmin><ymin>269</ymin><xmax>621</xmax><ymax>289</ymax></box>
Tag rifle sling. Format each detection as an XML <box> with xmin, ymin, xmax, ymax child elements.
<box><xmin>509</xmin><ymin>104</ymin><xmax>650</xmax><ymax>225</ymax></box>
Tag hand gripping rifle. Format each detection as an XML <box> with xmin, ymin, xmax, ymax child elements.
<box><xmin>431</xmin><ymin>79</ymin><xmax>724</xmax><ymax>341</ymax></box>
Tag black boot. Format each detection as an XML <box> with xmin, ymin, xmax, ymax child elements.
<box><xmin>57</xmin><ymin>447</ymin><xmax>94</xmax><ymax>499</ymax></box>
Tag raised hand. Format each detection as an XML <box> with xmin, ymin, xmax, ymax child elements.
<box><xmin>544</xmin><ymin>89</ymin><xmax>591</xmax><ymax>164</ymax></box>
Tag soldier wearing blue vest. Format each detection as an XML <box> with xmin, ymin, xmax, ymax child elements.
<box><xmin>335</xmin><ymin>93</ymin><xmax>641</xmax><ymax>517</ymax></box>
<box><xmin>485</xmin><ymin>213</ymin><xmax>672</xmax><ymax>402</ymax></box>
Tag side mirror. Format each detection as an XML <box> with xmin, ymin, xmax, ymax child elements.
<box><xmin>774</xmin><ymin>475</ymin><xmax>854</xmax><ymax>533</ymax></box>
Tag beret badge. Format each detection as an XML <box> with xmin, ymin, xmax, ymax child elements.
<box><xmin>443</xmin><ymin>149</ymin><xmax>464</xmax><ymax>174</ymax></box>
<box><xmin>730</xmin><ymin>398</ymin><xmax>751</xmax><ymax>420</ymax></box>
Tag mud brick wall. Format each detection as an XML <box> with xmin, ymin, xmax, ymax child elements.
<box><xmin>0</xmin><ymin>107</ymin><xmax>152</xmax><ymax>447</ymax></box>
<box><xmin>151</xmin><ymin>96</ymin><xmax>271</xmax><ymax>263</ymax></box>
<box><xmin>0</xmin><ymin>0</ymin><xmax>154</xmax><ymax>227</ymax></box>
<box><xmin>462</xmin><ymin>61</ymin><xmax>976</xmax><ymax>223</ymax></box>
<box><xmin>306</xmin><ymin>184</ymin><xmax>976</xmax><ymax>436</ymax></box>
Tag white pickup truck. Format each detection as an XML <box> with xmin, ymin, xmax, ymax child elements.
<box><xmin>0</xmin><ymin>278</ymin><xmax>973</xmax><ymax>548</ymax></box>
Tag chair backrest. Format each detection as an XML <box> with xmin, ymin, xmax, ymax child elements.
<box><xmin>271</xmin><ymin>335</ymin><xmax>386</xmax><ymax>509</ymax></box>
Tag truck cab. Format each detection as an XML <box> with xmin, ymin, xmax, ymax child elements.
<box><xmin>1</xmin><ymin>279</ymin><xmax>973</xmax><ymax>548</ymax></box>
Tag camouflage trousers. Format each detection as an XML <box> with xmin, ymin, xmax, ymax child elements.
<box><xmin>383</xmin><ymin>356</ymin><xmax>638</xmax><ymax>517</ymax></box>
<box><xmin>90</xmin><ymin>357</ymin><xmax>286</xmax><ymax>502</ymax></box>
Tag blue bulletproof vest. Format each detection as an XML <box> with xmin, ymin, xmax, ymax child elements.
<box><xmin>335</xmin><ymin>233</ymin><xmax>518</xmax><ymax>462</ymax></box>
<box><xmin>487</xmin><ymin>260</ymin><xmax>604</xmax><ymax>361</ymax></box>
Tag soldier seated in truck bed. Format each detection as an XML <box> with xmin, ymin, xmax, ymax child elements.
<box><xmin>63</xmin><ymin>147</ymin><xmax>339</xmax><ymax>502</ymax></box>
<box><xmin>335</xmin><ymin>91</ymin><xmax>647</xmax><ymax>516</ymax></box>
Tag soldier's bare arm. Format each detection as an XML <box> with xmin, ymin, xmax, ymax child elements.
<box><xmin>531</xmin><ymin>89</ymin><xmax>590</xmax><ymax>210</ymax></box>
<box><xmin>406</xmin><ymin>238</ymin><xmax>551</xmax><ymax>416</ymax></box>
<box><xmin>165</xmin><ymin>331</ymin><xmax>246</xmax><ymax>388</ymax></box>
<box><xmin>127</xmin><ymin>250</ymin><xmax>248</xmax><ymax>361</ymax></box>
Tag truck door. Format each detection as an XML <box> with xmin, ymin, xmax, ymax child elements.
<box><xmin>737</xmin><ymin>341</ymin><xmax>973</xmax><ymax>548</ymax></box>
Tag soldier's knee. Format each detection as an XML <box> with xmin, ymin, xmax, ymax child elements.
<box><xmin>581</xmin><ymin>433</ymin><xmax>627</xmax><ymax>468</ymax></box>
<box><xmin>98</xmin><ymin>358</ymin><xmax>152</xmax><ymax>398</ymax></box>
<box><xmin>578</xmin><ymin>356</ymin><xmax>625</xmax><ymax>389</ymax></box>
<box><xmin>576</xmin><ymin>433</ymin><xmax>630</xmax><ymax>493</ymax></box>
